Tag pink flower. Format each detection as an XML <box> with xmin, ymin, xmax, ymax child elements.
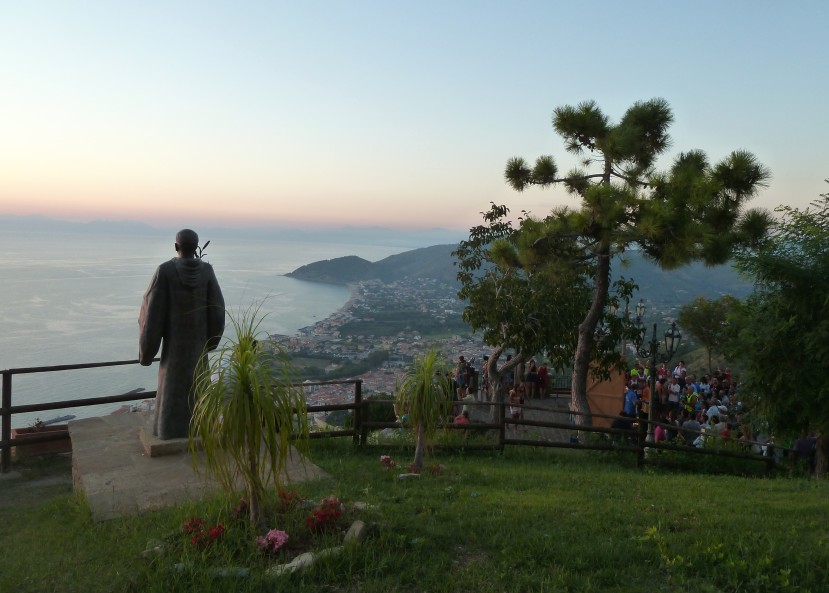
<box><xmin>380</xmin><ymin>455</ymin><xmax>396</xmax><ymax>469</ymax></box>
<box><xmin>256</xmin><ymin>529</ymin><xmax>289</xmax><ymax>553</ymax></box>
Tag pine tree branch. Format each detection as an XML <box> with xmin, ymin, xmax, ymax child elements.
<box><xmin>609</xmin><ymin>168</ymin><xmax>649</xmax><ymax>187</ymax></box>
<box><xmin>526</xmin><ymin>173</ymin><xmax>607</xmax><ymax>185</ymax></box>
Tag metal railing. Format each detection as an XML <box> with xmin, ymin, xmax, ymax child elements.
<box><xmin>1</xmin><ymin>359</ymin><xmax>165</xmax><ymax>473</ymax></box>
<box><xmin>1</xmin><ymin>359</ymin><xmax>365</xmax><ymax>473</ymax></box>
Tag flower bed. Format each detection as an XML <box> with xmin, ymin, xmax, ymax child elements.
<box><xmin>11</xmin><ymin>425</ymin><xmax>72</xmax><ymax>459</ymax></box>
<box><xmin>143</xmin><ymin>490</ymin><xmax>372</xmax><ymax>577</ymax></box>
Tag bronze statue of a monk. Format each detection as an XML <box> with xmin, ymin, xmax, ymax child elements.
<box><xmin>139</xmin><ymin>229</ymin><xmax>225</xmax><ymax>440</ymax></box>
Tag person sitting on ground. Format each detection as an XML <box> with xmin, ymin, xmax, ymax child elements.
<box><xmin>665</xmin><ymin>408</ymin><xmax>681</xmax><ymax>442</ymax></box>
<box><xmin>462</xmin><ymin>390</ymin><xmax>476</xmax><ymax>416</ymax></box>
<box><xmin>705</xmin><ymin>400</ymin><xmax>721</xmax><ymax>421</ymax></box>
<box><xmin>680</xmin><ymin>409</ymin><xmax>702</xmax><ymax>446</ymax></box>
<box><xmin>454</xmin><ymin>409</ymin><xmax>470</xmax><ymax>425</ymax></box>
<box><xmin>708</xmin><ymin>414</ymin><xmax>730</xmax><ymax>439</ymax></box>
<box><xmin>653</xmin><ymin>414</ymin><xmax>668</xmax><ymax>443</ymax></box>
<box><xmin>394</xmin><ymin>402</ymin><xmax>410</xmax><ymax>427</ymax></box>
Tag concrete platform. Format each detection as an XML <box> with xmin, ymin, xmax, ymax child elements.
<box><xmin>69</xmin><ymin>412</ymin><xmax>329</xmax><ymax>522</ymax></box>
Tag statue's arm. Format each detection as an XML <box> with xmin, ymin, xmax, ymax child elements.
<box><xmin>138</xmin><ymin>267</ymin><xmax>167</xmax><ymax>365</ymax></box>
<box><xmin>206</xmin><ymin>266</ymin><xmax>225</xmax><ymax>351</ymax></box>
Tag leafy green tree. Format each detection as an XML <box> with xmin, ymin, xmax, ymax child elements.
<box><xmin>191</xmin><ymin>308</ymin><xmax>310</xmax><ymax>530</ymax></box>
<box><xmin>455</xmin><ymin>205</ymin><xmax>587</xmax><ymax>413</ymax></box>
<box><xmin>395</xmin><ymin>349</ymin><xmax>454</xmax><ymax>470</ymax></box>
<box><xmin>505</xmin><ymin>98</ymin><xmax>771</xmax><ymax>426</ymax></box>
<box><xmin>455</xmin><ymin>204</ymin><xmax>640</xmax><ymax>419</ymax></box>
<box><xmin>678</xmin><ymin>295</ymin><xmax>740</xmax><ymax>374</ymax></box>
<box><xmin>733</xmin><ymin>190</ymin><xmax>829</xmax><ymax>477</ymax></box>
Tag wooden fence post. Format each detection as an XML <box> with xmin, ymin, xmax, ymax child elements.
<box><xmin>1</xmin><ymin>372</ymin><xmax>11</xmax><ymax>473</ymax></box>
<box><xmin>498</xmin><ymin>392</ymin><xmax>506</xmax><ymax>450</ymax></box>
<box><xmin>353</xmin><ymin>380</ymin><xmax>363</xmax><ymax>446</ymax></box>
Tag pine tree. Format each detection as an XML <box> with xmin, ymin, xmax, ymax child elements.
<box><xmin>505</xmin><ymin>99</ymin><xmax>771</xmax><ymax>427</ymax></box>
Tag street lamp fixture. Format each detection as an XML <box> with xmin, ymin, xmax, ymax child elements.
<box><xmin>635</xmin><ymin>299</ymin><xmax>646</xmax><ymax>320</ymax></box>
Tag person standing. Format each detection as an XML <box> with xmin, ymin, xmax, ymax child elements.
<box><xmin>139</xmin><ymin>229</ymin><xmax>225</xmax><ymax>440</ymax></box>
<box><xmin>454</xmin><ymin>355</ymin><xmax>468</xmax><ymax>399</ymax></box>
<box><xmin>623</xmin><ymin>382</ymin><xmax>639</xmax><ymax>418</ymax></box>
<box><xmin>537</xmin><ymin>361</ymin><xmax>549</xmax><ymax>398</ymax></box>
<box><xmin>524</xmin><ymin>359</ymin><xmax>538</xmax><ymax>400</ymax></box>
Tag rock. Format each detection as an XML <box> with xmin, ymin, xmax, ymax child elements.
<box><xmin>344</xmin><ymin>520</ymin><xmax>369</xmax><ymax>544</ymax></box>
<box><xmin>398</xmin><ymin>473</ymin><xmax>421</xmax><ymax>480</ymax></box>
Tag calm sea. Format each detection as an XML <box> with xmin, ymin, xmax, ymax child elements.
<box><xmin>0</xmin><ymin>229</ymin><xmax>410</xmax><ymax>426</ymax></box>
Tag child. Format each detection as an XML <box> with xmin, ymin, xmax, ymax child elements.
<box><xmin>509</xmin><ymin>387</ymin><xmax>521</xmax><ymax>431</ymax></box>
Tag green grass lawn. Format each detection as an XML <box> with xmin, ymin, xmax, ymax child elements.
<box><xmin>2</xmin><ymin>441</ymin><xmax>827</xmax><ymax>592</ymax></box>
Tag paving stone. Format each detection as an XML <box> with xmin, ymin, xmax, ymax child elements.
<box><xmin>69</xmin><ymin>412</ymin><xmax>329</xmax><ymax>522</ymax></box>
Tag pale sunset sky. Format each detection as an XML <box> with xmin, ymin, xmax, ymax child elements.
<box><xmin>1</xmin><ymin>1</ymin><xmax>826</xmax><ymax>232</ymax></box>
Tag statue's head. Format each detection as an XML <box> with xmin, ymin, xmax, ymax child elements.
<box><xmin>175</xmin><ymin>229</ymin><xmax>199</xmax><ymax>257</ymax></box>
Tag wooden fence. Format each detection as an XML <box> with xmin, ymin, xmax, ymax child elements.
<box><xmin>349</xmin><ymin>396</ymin><xmax>787</xmax><ymax>474</ymax></box>
<box><xmin>2</xmin><ymin>361</ymin><xmax>790</xmax><ymax>475</ymax></box>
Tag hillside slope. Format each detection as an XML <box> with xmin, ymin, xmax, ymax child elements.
<box><xmin>286</xmin><ymin>244</ymin><xmax>458</xmax><ymax>285</ymax></box>
<box><xmin>286</xmin><ymin>244</ymin><xmax>754</xmax><ymax>305</ymax></box>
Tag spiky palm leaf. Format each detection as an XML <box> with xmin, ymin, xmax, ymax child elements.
<box><xmin>395</xmin><ymin>349</ymin><xmax>454</xmax><ymax>469</ymax></box>
<box><xmin>190</xmin><ymin>305</ymin><xmax>309</xmax><ymax>529</ymax></box>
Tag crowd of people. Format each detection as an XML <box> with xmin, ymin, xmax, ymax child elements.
<box><xmin>617</xmin><ymin>360</ymin><xmax>762</xmax><ymax>450</ymax></box>
<box><xmin>395</xmin><ymin>351</ymin><xmax>819</xmax><ymax>473</ymax></box>
<box><xmin>449</xmin><ymin>354</ymin><xmax>556</xmax><ymax>432</ymax></box>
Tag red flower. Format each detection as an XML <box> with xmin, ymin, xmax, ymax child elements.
<box><xmin>209</xmin><ymin>523</ymin><xmax>225</xmax><ymax>539</ymax></box>
<box><xmin>278</xmin><ymin>489</ymin><xmax>304</xmax><ymax>512</ymax></box>
<box><xmin>183</xmin><ymin>516</ymin><xmax>225</xmax><ymax>547</ymax></box>
<box><xmin>306</xmin><ymin>496</ymin><xmax>344</xmax><ymax>533</ymax></box>
<box><xmin>181</xmin><ymin>516</ymin><xmax>206</xmax><ymax>534</ymax></box>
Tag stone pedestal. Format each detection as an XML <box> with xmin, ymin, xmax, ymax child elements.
<box><xmin>138</xmin><ymin>415</ymin><xmax>201</xmax><ymax>457</ymax></box>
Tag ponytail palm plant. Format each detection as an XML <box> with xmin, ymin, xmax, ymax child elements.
<box><xmin>190</xmin><ymin>308</ymin><xmax>309</xmax><ymax>530</ymax></box>
<box><xmin>395</xmin><ymin>349</ymin><xmax>454</xmax><ymax>470</ymax></box>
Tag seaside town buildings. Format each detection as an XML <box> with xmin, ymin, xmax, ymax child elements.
<box><xmin>267</xmin><ymin>278</ymin><xmax>488</xmax><ymax>409</ymax></box>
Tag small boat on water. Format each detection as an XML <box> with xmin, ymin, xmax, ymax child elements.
<box><xmin>41</xmin><ymin>415</ymin><xmax>76</xmax><ymax>426</ymax></box>
<box><xmin>110</xmin><ymin>398</ymin><xmax>156</xmax><ymax>415</ymax></box>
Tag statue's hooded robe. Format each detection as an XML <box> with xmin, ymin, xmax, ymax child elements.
<box><xmin>139</xmin><ymin>257</ymin><xmax>225</xmax><ymax>439</ymax></box>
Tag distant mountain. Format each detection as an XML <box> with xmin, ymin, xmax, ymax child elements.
<box><xmin>0</xmin><ymin>215</ymin><xmax>161</xmax><ymax>235</ymax></box>
<box><xmin>611</xmin><ymin>253</ymin><xmax>755</xmax><ymax>306</ymax></box>
<box><xmin>0</xmin><ymin>214</ymin><xmax>466</xmax><ymax>248</ymax></box>
<box><xmin>286</xmin><ymin>244</ymin><xmax>460</xmax><ymax>285</ymax></box>
<box><xmin>287</xmin><ymin>244</ymin><xmax>755</xmax><ymax>306</ymax></box>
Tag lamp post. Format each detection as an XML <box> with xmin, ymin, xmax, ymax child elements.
<box><xmin>633</xmin><ymin>305</ymin><xmax>682</xmax><ymax>443</ymax></box>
